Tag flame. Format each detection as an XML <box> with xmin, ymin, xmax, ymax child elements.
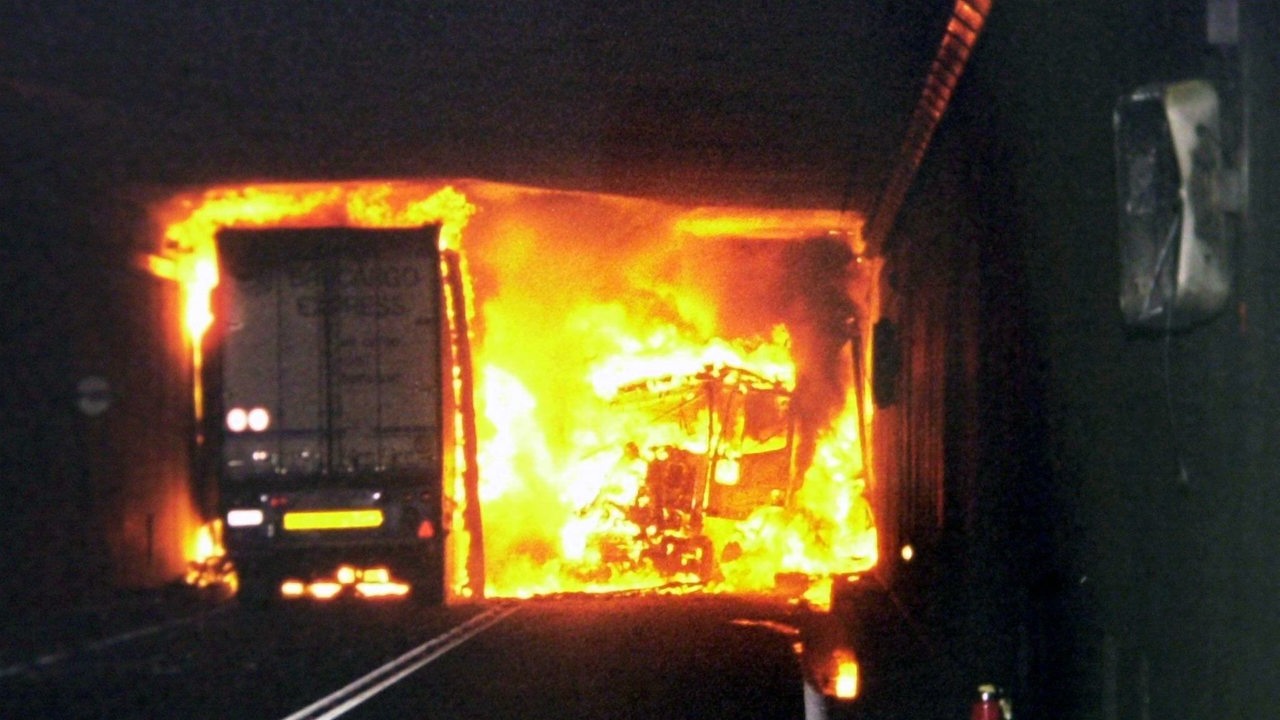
<box><xmin>152</xmin><ymin>178</ymin><xmax>877</xmax><ymax>600</ymax></box>
<box><xmin>153</xmin><ymin>181</ymin><xmax>477</xmax><ymax>347</ymax></box>
<box><xmin>280</xmin><ymin>566</ymin><xmax>411</xmax><ymax>601</ymax></box>
<box><xmin>189</xmin><ymin>520</ymin><xmax>220</xmax><ymax>564</ymax></box>
<box><xmin>183</xmin><ymin>518</ymin><xmax>231</xmax><ymax>589</ymax></box>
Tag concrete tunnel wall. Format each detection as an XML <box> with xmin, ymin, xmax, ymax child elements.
<box><xmin>0</xmin><ymin>181</ymin><xmax>199</xmax><ymax>610</ymax></box>
<box><xmin>875</xmin><ymin>1</ymin><xmax>1280</xmax><ymax>717</ymax></box>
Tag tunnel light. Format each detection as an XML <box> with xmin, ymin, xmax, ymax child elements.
<box><xmin>281</xmin><ymin>580</ymin><xmax>306</xmax><ymax>598</ymax></box>
<box><xmin>901</xmin><ymin>544</ymin><xmax>915</xmax><ymax>562</ymax></box>
<box><xmin>226</xmin><ymin>508</ymin><xmax>265</xmax><ymax>527</ymax></box>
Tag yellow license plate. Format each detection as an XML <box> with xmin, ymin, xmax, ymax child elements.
<box><xmin>282</xmin><ymin>509</ymin><xmax>384</xmax><ymax>531</ymax></box>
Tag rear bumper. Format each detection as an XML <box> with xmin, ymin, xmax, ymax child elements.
<box><xmin>229</xmin><ymin>536</ymin><xmax>439</xmax><ymax>578</ymax></box>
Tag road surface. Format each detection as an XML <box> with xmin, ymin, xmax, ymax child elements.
<box><xmin>0</xmin><ymin>585</ymin><xmax>973</xmax><ymax>719</ymax></box>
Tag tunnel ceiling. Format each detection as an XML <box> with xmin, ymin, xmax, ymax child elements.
<box><xmin>2</xmin><ymin>1</ymin><xmax>958</xmax><ymax>212</ymax></box>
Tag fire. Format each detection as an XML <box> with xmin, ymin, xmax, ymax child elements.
<box><xmin>183</xmin><ymin>518</ymin><xmax>232</xmax><ymax>589</ymax></box>
<box><xmin>281</xmin><ymin>566</ymin><xmax>411</xmax><ymax>601</ymax></box>
<box><xmin>153</xmin><ymin>179</ymin><xmax>878</xmax><ymax>600</ymax></box>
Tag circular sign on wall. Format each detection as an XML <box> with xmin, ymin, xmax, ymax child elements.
<box><xmin>76</xmin><ymin>375</ymin><xmax>112</xmax><ymax>417</ymax></box>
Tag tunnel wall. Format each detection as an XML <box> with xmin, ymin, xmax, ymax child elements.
<box><xmin>885</xmin><ymin>1</ymin><xmax>1280</xmax><ymax>717</ymax></box>
<box><xmin>83</xmin><ymin>262</ymin><xmax>198</xmax><ymax>591</ymax></box>
<box><xmin>872</xmin><ymin>47</ymin><xmax>1047</xmax><ymax>700</ymax></box>
<box><xmin>0</xmin><ymin>99</ymin><xmax>198</xmax><ymax>610</ymax></box>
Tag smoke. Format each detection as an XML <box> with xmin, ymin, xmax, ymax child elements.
<box><xmin>779</xmin><ymin>236</ymin><xmax>860</xmax><ymax>475</ymax></box>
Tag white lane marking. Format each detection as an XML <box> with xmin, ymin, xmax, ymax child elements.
<box><xmin>280</xmin><ymin>603</ymin><xmax>520</xmax><ymax>720</ymax></box>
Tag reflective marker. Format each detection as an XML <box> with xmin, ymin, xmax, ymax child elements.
<box><xmin>283</xmin><ymin>509</ymin><xmax>384</xmax><ymax>531</ymax></box>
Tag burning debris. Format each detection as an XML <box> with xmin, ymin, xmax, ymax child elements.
<box><xmin>467</xmin><ymin>202</ymin><xmax>879</xmax><ymax>597</ymax></box>
<box><xmin>156</xmin><ymin>180</ymin><xmax>877</xmax><ymax>601</ymax></box>
<box><xmin>183</xmin><ymin>519</ymin><xmax>233</xmax><ymax>592</ymax></box>
<box><xmin>491</xmin><ymin>347</ymin><xmax>877</xmax><ymax>598</ymax></box>
<box><xmin>562</xmin><ymin>364</ymin><xmax>793</xmax><ymax>585</ymax></box>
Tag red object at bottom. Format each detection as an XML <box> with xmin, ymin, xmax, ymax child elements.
<box><xmin>971</xmin><ymin>698</ymin><xmax>1001</xmax><ymax>720</ymax></box>
<box><xmin>971</xmin><ymin>684</ymin><xmax>1005</xmax><ymax>720</ymax></box>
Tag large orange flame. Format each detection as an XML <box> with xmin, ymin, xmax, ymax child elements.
<box><xmin>151</xmin><ymin>179</ymin><xmax>876</xmax><ymax>599</ymax></box>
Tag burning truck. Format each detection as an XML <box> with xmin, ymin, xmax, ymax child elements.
<box><xmin>564</xmin><ymin>364</ymin><xmax>800</xmax><ymax>584</ymax></box>
<box><xmin>204</xmin><ymin>225</ymin><xmax>463</xmax><ymax>605</ymax></box>
<box><xmin>561</xmin><ymin>327</ymin><xmax>876</xmax><ymax>594</ymax></box>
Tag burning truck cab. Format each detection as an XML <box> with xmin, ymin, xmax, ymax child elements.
<box><xmin>565</xmin><ymin>364</ymin><xmax>808</xmax><ymax>585</ymax></box>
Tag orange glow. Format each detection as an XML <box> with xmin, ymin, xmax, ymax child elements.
<box><xmin>801</xmin><ymin>575</ymin><xmax>834</xmax><ymax>611</ymax></box>
<box><xmin>150</xmin><ymin>181</ymin><xmax>476</xmax><ymax>349</ymax></box>
<box><xmin>279</xmin><ymin>566</ymin><xmax>411</xmax><ymax>600</ymax></box>
<box><xmin>356</xmin><ymin>581</ymin><xmax>412</xmax><ymax>598</ymax></box>
<box><xmin>189</xmin><ymin>519</ymin><xmax>221</xmax><ymax>564</ymax></box>
<box><xmin>833</xmin><ymin>652</ymin><xmax>861</xmax><ymax>699</ymax></box>
<box><xmin>309</xmin><ymin>581</ymin><xmax>343</xmax><ymax>600</ymax></box>
<box><xmin>153</xmin><ymin>178</ymin><xmax>878</xmax><ymax>600</ymax></box>
<box><xmin>183</xmin><ymin>517</ymin><xmax>232</xmax><ymax>589</ymax></box>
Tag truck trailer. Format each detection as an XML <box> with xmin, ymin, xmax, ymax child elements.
<box><xmin>205</xmin><ymin>226</ymin><xmax>456</xmax><ymax>605</ymax></box>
